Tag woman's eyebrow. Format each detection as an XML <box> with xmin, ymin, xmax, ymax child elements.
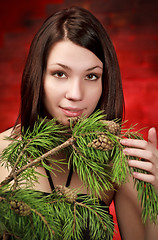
<box><xmin>48</xmin><ymin>63</ymin><xmax>71</xmax><ymax>70</ymax></box>
<box><xmin>50</xmin><ymin>63</ymin><xmax>103</xmax><ymax>71</ymax></box>
<box><xmin>86</xmin><ymin>66</ymin><xmax>103</xmax><ymax>71</ymax></box>
<box><xmin>56</xmin><ymin>63</ymin><xmax>71</xmax><ymax>70</ymax></box>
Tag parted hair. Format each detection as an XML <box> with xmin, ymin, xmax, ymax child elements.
<box><xmin>19</xmin><ymin>6</ymin><xmax>124</xmax><ymax>131</ymax></box>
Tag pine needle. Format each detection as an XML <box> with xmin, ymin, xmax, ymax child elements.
<box><xmin>0</xmin><ymin>110</ymin><xmax>158</xmax><ymax>239</ymax></box>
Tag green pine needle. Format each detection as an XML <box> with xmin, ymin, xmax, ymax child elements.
<box><xmin>0</xmin><ymin>110</ymin><xmax>158</xmax><ymax>239</ymax></box>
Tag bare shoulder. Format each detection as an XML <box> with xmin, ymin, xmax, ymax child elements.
<box><xmin>0</xmin><ymin>128</ymin><xmax>13</xmax><ymax>154</ymax></box>
<box><xmin>0</xmin><ymin>128</ymin><xmax>14</xmax><ymax>182</ymax></box>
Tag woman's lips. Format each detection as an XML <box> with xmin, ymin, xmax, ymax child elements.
<box><xmin>60</xmin><ymin>107</ymin><xmax>84</xmax><ymax>117</ymax></box>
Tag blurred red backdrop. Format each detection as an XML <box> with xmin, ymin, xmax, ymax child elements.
<box><xmin>0</xmin><ymin>1</ymin><xmax>158</xmax><ymax>239</ymax></box>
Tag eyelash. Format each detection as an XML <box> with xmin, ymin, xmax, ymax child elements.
<box><xmin>51</xmin><ymin>71</ymin><xmax>99</xmax><ymax>81</ymax></box>
<box><xmin>52</xmin><ymin>71</ymin><xmax>67</xmax><ymax>78</ymax></box>
<box><xmin>85</xmin><ymin>74</ymin><xmax>99</xmax><ymax>81</ymax></box>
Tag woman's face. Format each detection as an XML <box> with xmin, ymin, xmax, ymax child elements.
<box><xmin>43</xmin><ymin>40</ymin><xmax>103</xmax><ymax>126</ymax></box>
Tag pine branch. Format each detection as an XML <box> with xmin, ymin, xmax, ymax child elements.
<box><xmin>0</xmin><ymin>190</ymin><xmax>59</xmax><ymax>240</ymax></box>
<box><xmin>73</xmin><ymin>202</ymin><xmax>77</xmax><ymax>232</ymax></box>
<box><xmin>0</xmin><ymin>109</ymin><xmax>158</xmax><ymax>238</ymax></box>
<box><xmin>132</xmin><ymin>163</ymin><xmax>158</xmax><ymax>224</ymax></box>
<box><xmin>10</xmin><ymin>139</ymin><xmax>32</xmax><ymax>175</ymax></box>
<box><xmin>117</xmin><ymin>124</ymin><xmax>158</xmax><ymax>223</ymax></box>
<box><xmin>31</xmin><ymin>208</ymin><xmax>55</xmax><ymax>235</ymax></box>
<box><xmin>76</xmin><ymin>201</ymin><xmax>107</xmax><ymax>231</ymax></box>
<box><xmin>46</xmin><ymin>192</ymin><xmax>113</xmax><ymax>240</ymax></box>
<box><xmin>0</xmin><ymin>137</ymin><xmax>74</xmax><ymax>188</ymax></box>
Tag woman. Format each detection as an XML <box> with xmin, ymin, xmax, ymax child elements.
<box><xmin>0</xmin><ymin>6</ymin><xmax>158</xmax><ymax>239</ymax></box>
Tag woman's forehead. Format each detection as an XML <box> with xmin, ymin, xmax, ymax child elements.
<box><xmin>47</xmin><ymin>40</ymin><xmax>103</xmax><ymax>71</ymax></box>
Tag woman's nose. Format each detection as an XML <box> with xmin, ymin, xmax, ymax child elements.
<box><xmin>65</xmin><ymin>79</ymin><xmax>83</xmax><ymax>101</ymax></box>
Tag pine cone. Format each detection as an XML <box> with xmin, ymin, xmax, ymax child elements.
<box><xmin>88</xmin><ymin>134</ymin><xmax>114</xmax><ymax>151</ymax></box>
<box><xmin>100</xmin><ymin>120</ymin><xmax>120</xmax><ymax>135</ymax></box>
<box><xmin>10</xmin><ymin>200</ymin><xmax>31</xmax><ymax>216</ymax></box>
<box><xmin>55</xmin><ymin>185</ymin><xmax>77</xmax><ymax>203</ymax></box>
<box><xmin>68</xmin><ymin>117</ymin><xmax>80</xmax><ymax>127</ymax></box>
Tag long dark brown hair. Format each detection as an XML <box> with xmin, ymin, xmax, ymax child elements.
<box><xmin>18</xmin><ymin>6</ymin><xmax>124</xmax><ymax>131</ymax></box>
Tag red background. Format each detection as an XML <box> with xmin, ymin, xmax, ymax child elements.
<box><xmin>0</xmin><ymin>1</ymin><xmax>158</xmax><ymax>239</ymax></box>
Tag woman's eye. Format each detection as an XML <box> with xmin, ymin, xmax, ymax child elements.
<box><xmin>53</xmin><ymin>71</ymin><xmax>67</xmax><ymax>78</ymax></box>
<box><xmin>86</xmin><ymin>74</ymin><xmax>99</xmax><ymax>81</ymax></box>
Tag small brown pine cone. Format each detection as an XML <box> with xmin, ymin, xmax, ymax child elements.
<box><xmin>98</xmin><ymin>136</ymin><xmax>103</xmax><ymax>143</ymax></box>
<box><xmin>88</xmin><ymin>135</ymin><xmax>114</xmax><ymax>151</ymax></box>
<box><xmin>98</xmin><ymin>135</ymin><xmax>114</xmax><ymax>151</ymax></box>
<box><xmin>87</xmin><ymin>139</ymin><xmax>101</xmax><ymax>149</ymax></box>
<box><xmin>10</xmin><ymin>200</ymin><xmax>31</xmax><ymax>216</ymax></box>
<box><xmin>68</xmin><ymin>117</ymin><xmax>80</xmax><ymax>127</ymax></box>
<box><xmin>100</xmin><ymin>120</ymin><xmax>120</xmax><ymax>135</ymax></box>
<box><xmin>55</xmin><ymin>185</ymin><xmax>77</xmax><ymax>203</ymax></box>
<box><xmin>101</xmin><ymin>142</ymin><xmax>114</xmax><ymax>151</ymax></box>
<box><xmin>98</xmin><ymin>134</ymin><xmax>109</xmax><ymax>143</ymax></box>
<box><xmin>94</xmin><ymin>140</ymin><xmax>101</xmax><ymax>147</ymax></box>
<box><xmin>98</xmin><ymin>146</ymin><xmax>104</xmax><ymax>150</ymax></box>
<box><xmin>92</xmin><ymin>140</ymin><xmax>102</xmax><ymax>149</ymax></box>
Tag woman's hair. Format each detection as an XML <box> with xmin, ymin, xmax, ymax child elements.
<box><xmin>19</xmin><ymin>6</ymin><xmax>124</xmax><ymax>131</ymax></box>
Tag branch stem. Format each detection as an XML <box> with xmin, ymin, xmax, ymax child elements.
<box><xmin>76</xmin><ymin>201</ymin><xmax>107</xmax><ymax>230</ymax></box>
<box><xmin>0</xmin><ymin>137</ymin><xmax>74</xmax><ymax>188</ymax></box>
